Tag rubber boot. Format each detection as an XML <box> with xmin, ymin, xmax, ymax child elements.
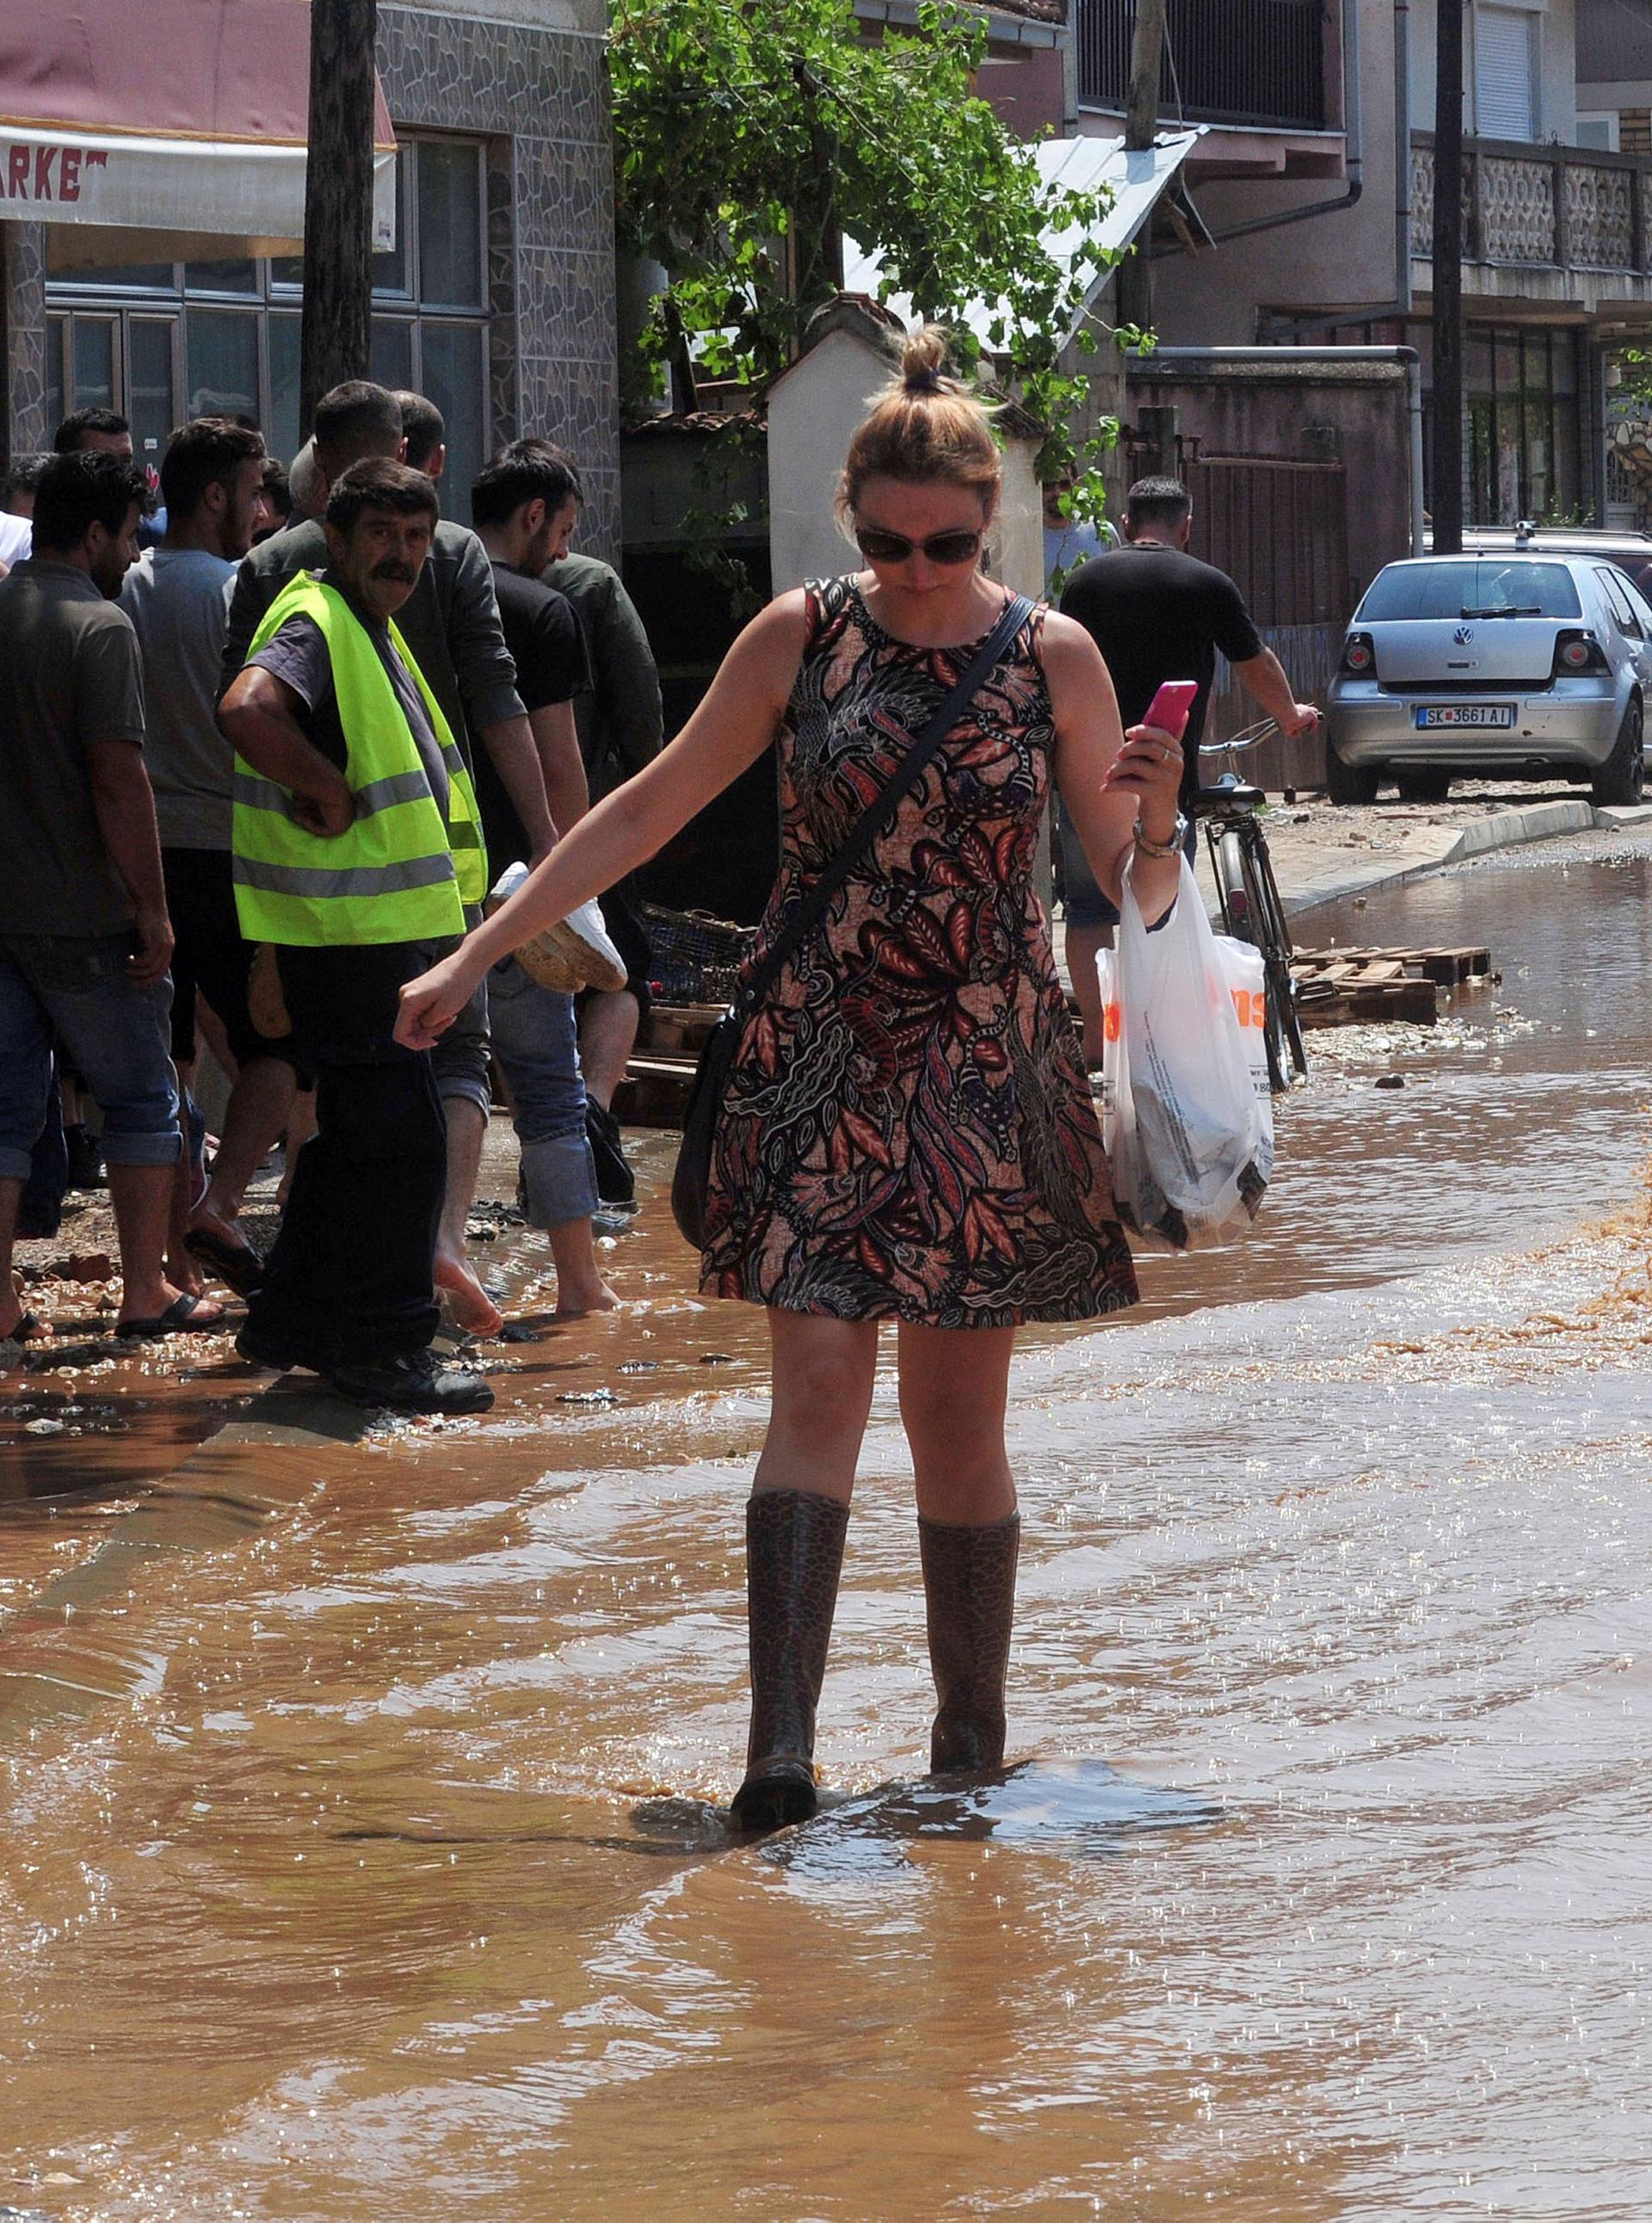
<box><xmin>918</xmin><ymin>1510</ymin><xmax>1021</xmax><ymax>1774</ymax></box>
<box><xmin>730</xmin><ymin>1488</ymin><xmax>850</xmax><ymax>1833</ymax></box>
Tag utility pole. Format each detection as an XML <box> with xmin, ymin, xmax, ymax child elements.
<box><xmin>1431</xmin><ymin>0</ymin><xmax>1465</xmax><ymax>553</ymax></box>
<box><xmin>299</xmin><ymin>0</ymin><xmax>378</xmax><ymax>435</ymax></box>
<box><xmin>1117</xmin><ymin>0</ymin><xmax>1167</xmax><ymax>337</ymax></box>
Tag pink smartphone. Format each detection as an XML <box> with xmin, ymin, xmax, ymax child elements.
<box><xmin>1141</xmin><ymin>681</ymin><xmax>1199</xmax><ymax>740</ymax></box>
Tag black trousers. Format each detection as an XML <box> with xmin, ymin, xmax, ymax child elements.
<box><xmin>161</xmin><ymin>847</ymin><xmax>305</xmax><ymax>1073</ymax></box>
<box><xmin>247</xmin><ymin>942</ymin><xmax>448</xmax><ymax>1367</ymax></box>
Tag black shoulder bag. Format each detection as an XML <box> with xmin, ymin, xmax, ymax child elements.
<box><xmin>672</xmin><ymin>591</ymin><xmax>1035</xmax><ymax>1247</ymax></box>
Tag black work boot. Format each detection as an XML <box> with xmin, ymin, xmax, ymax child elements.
<box><xmin>918</xmin><ymin>1511</ymin><xmax>1021</xmax><ymax>1774</ymax></box>
<box><xmin>730</xmin><ymin>1488</ymin><xmax>850</xmax><ymax>1833</ymax></box>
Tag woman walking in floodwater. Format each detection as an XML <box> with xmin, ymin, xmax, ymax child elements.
<box><xmin>396</xmin><ymin>330</ymin><xmax>1186</xmax><ymax>1829</ymax></box>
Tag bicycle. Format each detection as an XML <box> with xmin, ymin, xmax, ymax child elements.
<box><xmin>1195</xmin><ymin>718</ymin><xmax>1308</xmax><ymax>1095</ymax></box>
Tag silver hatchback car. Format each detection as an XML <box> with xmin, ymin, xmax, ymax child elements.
<box><xmin>1325</xmin><ymin>553</ymin><xmax>1650</xmax><ymax>806</ymax></box>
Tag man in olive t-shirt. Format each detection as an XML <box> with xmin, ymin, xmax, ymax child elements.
<box><xmin>0</xmin><ymin>453</ymin><xmax>220</xmax><ymax>1345</ymax></box>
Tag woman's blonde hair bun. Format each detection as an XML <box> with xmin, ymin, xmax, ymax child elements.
<box><xmin>838</xmin><ymin>324</ymin><xmax>1002</xmax><ymax>518</ymax></box>
<box><xmin>900</xmin><ymin>326</ymin><xmax>950</xmax><ymax>395</ymax></box>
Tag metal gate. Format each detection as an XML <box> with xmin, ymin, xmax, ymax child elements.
<box><xmin>1185</xmin><ymin>454</ymin><xmax>1351</xmax><ymax>628</ymax></box>
<box><xmin>1186</xmin><ymin>453</ymin><xmax>1351</xmax><ymax>791</ymax></box>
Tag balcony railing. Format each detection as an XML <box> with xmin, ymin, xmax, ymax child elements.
<box><xmin>1075</xmin><ymin>0</ymin><xmax>1327</xmax><ymax>133</ymax></box>
<box><xmin>1411</xmin><ymin>131</ymin><xmax>1652</xmax><ymax>275</ymax></box>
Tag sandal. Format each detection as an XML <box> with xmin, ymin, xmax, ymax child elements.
<box><xmin>114</xmin><ymin>1291</ymin><xmax>227</xmax><ymax>1340</ymax></box>
<box><xmin>184</xmin><ymin>1225</ymin><xmax>266</xmax><ymax>1296</ymax></box>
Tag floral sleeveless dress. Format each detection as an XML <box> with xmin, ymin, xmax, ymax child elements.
<box><xmin>699</xmin><ymin>577</ymin><xmax>1138</xmax><ymax>1329</ymax></box>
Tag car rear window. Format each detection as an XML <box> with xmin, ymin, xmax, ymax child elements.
<box><xmin>1358</xmin><ymin>560</ymin><xmax>1581</xmax><ymax>621</ymax></box>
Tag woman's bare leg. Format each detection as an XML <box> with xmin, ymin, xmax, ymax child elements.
<box><xmin>754</xmin><ymin>1309</ymin><xmax>880</xmax><ymax>1504</ymax></box>
<box><xmin>895</xmin><ymin>1320</ymin><xmax>1016</xmax><ymax>1522</ymax></box>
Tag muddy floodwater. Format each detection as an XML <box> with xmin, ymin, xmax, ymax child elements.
<box><xmin>4</xmin><ymin>831</ymin><xmax>1652</xmax><ymax>2220</ymax></box>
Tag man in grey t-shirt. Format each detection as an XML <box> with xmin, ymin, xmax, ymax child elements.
<box><xmin>0</xmin><ymin>454</ymin><xmax>221</xmax><ymax>1345</ymax></box>
<box><xmin>120</xmin><ymin>418</ymin><xmax>304</xmax><ymax>1298</ymax></box>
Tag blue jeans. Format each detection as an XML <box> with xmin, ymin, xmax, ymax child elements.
<box><xmin>486</xmin><ymin>957</ymin><xmax>598</xmax><ymax>1229</ymax></box>
<box><xmin>428</xmin><ymin>911</ymin><xmax>491</xmax><ymax>1120</ymax></box>
<box><xmin>0</xmin><ymin>933</ymin><xmax>179</xmax><ymax>1183</ymax></box>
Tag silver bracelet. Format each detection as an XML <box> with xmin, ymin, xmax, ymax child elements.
<box><xmin>1131</xmin><ymin>812</ymin><xmax>1187</xmax><ymax>861</ymax></box>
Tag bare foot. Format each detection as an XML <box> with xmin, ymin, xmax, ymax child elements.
<box><xmin>435</xmin><ymin>1248</ymin><xmax>504</xmax><ymax>1336</ymax></box>
<box><xmin>166</xmin><ymin>1253</ymin><xmax>206</xmax><ymax>1299</ymax></box>
<box><xmin>553</xmin><ymin>1279</ymin><xmax>620</xmax><ymax>1320</ymax></box>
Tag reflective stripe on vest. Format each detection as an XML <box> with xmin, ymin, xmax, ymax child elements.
<box><xmin>231</xmin><ymin>573</ymin><xmax>488</xmax><ymax>946</ymax></box>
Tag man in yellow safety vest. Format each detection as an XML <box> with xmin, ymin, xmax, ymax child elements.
<box><xmin>218</xmin><ymin>458</ymin><xmax>493</xmax><ymax>1413</ymax></box>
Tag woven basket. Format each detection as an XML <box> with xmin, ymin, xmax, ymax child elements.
<box><xmin>635</xmin><ymin>900</ymin><xmax>756</xmax><ymax>1007</ymax></box>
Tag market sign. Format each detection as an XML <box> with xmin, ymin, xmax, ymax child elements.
<box><xmin>0</xmin><ymin>0</ymin><xmax>396</xmax><ymax>251</ymax></box>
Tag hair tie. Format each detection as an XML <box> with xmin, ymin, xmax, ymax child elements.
<box><xmin>904</xmin><ymin>368</ymin><xmax>942</xmax><ymax>395</ymax></box>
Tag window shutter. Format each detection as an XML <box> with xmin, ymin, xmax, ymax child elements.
<box><xmin>1476</xmin><ymin>7</ymin><xmax>1537</xmax><ymax>141</ymax></box>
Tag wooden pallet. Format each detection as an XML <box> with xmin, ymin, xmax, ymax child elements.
<box><xmin>1290</xmin><ymin>942</ymin><xmax>1493</xmax><ymax>1029</ymax></box>
<box><xmin>1295</xmin><ymin>943</ymin><xmax>1493</xmax><ymax>987</ymax></box>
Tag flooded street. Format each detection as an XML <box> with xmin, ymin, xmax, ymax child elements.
<box><xmin>4</xmin><ymin>830</ymin><xmax>1652</xmax><ymax>2220</ymax></box>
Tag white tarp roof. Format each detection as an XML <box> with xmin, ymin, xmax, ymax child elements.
<box><xmin>841</xmin><ymin>128</ymin><xmax>1205</xmax><ymax>350</ymax></box>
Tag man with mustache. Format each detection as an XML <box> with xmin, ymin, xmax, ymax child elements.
<box><xmin>216</xmin><ymin>458</ymin><xmax>492</xmax><ymax>1413</ymax></box>
<box><xmin>224</xmin><ymin>380</ymin><xmax>552</xmax><ymax>1336</ymax></box>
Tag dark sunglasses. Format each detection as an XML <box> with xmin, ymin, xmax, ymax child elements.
<box><xmin>854</xmin><ymin>525</ymin><xmax>983</xmax><ymax>567</ymax></box>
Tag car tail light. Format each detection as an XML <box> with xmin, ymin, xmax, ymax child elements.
<box><xmin>1341</xmin><ymin>630</ymin><xmax>1375</xmax><ymax>674</ymax></box>
<box><xmin>1553</xmin><ymin>629</ymin><xmax>1608</xmax><ymax>676</ymax></box>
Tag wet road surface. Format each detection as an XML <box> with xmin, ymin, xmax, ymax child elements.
<box><xmin>3</xmin><ymin>828</ymin><xmax>1651</xmax><ymax>2219</ymax></box>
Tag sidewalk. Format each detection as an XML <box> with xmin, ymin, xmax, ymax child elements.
<box><xmin>1257</xmin><ymin>789</ymin><xmax>1652</xmax><ymax>919</ymax></box>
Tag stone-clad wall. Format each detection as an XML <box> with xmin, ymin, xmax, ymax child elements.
<box><xmin>3</xmin><ymin>221</ymin><xmax>47</xmax><ymax>460</ymax></box>
<box><xmin>377</xmin><ymin>3</ymin><xmax>620</xmax><ymax>556</ymax></box>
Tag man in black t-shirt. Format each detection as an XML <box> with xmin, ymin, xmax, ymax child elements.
<box><xmin>471</xmin><ymin>441</ymin><xmax>617</xmax><ymax>1318</ymax></box>
<box><xmin>1057</xmin><ymin>475</ymin><xmax>1318</xmax><ymax>1065</ymax></box>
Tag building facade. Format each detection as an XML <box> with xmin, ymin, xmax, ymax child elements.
<box><xmin>2</xmin><ymin>0</ymin><xmax>620</xmax><ymax>551</ymax></box>
<box><xmin>1072</xmin><ymin>0</ymin><xmax>1652</xmax><ymax>533</ymax></box>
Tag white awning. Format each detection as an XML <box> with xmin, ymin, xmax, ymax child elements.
<box><xmin>0</xmin><ymin>1</ymin><xmax>396</xmax><ymax>254</ymax></box>
<box><xmin>841</xmin><ymin>128</ymin><xmax>1205</xmax><ymax>351</ymax></box>
<box><xmin>0</xmin><ymin>127</ymin><xmax>395</xmax><ymax>255</ymax></box>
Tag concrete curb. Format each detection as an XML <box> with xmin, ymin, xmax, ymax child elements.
<box><xmin>1280</xmin><ymin>798</ymin><xmax>1652</xmax><ymax>919</ymax></box>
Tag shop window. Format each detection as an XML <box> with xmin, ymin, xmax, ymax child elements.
<box><xmin>72</xmin><ymin>318</ymin><xmax>117</xmax><ymax>411</ymax></box>
<box><xmin>416</xmin><ymin>139</ymin><xmax>484</xmax><ymax>311</ymax></box>
<box><xmin>47</xmin><ymin>234</ymin><xmax>176</xmax><ymax>291</ymax></box>
<box><xmin>184</xmin><ymin>257</ymin><xmax>258</xmax><ymax>295</ymax></box>
<box><xmin>40</xmin><ymin>133</ymin><xmax>492</xmax><ymax>472</ymax></box>
<box><xmin>419</xmin><ymin>323</ymin><xmax>486</xmax><ymax>513</ymax></box>
<box><xmin>370</xmin><ymin>318</ymin><xmax>415</xmax><ymax>394</ymax></box>
<box><xmin>186</xmin><ymin>310</ymin><xmax>259</xmax><ymax>421</ymax></box>
<box><xmin>127</xmin><ymin>320</ymin><xmax>176</xmax><ymax>471</ymax></box>
<box><xmin>268</xmin><ymin>314</ymin><xmax>303</xmax><ymax>466</ymax></box>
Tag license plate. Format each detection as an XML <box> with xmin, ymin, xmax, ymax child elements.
<box><xmin>1412</xmin><ymin>704</ymin><xmax>1516</xmax><ymax>729</ymax></box>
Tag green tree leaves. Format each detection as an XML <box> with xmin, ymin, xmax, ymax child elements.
<box><xmin>610</xmin><ymin>0</ymin><xmax>1124</xmax><ymax>507</ymax></box>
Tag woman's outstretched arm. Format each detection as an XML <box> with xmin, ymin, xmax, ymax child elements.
<box><xmin>396</xmin><ymin>590</ymin><xmax>811</xmax><ymax>1048</ymax></box>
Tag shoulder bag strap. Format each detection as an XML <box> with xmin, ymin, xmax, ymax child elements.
<box><xmin>734</xmin><ymin>591</ymin><xmax>1035</xmax><ymax>1016</ymax></box>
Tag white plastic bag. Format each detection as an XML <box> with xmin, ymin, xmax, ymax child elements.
<box><xmin>1094</xmin><ymin>855</ymin><xmax>1274</xmax><ymax>1251</ymax></box>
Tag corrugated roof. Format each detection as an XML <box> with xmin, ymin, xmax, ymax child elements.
<box><xmin>841</xmin><ymin>128</ymin><xmax>1205</xmax><ymax>351</ymax></box>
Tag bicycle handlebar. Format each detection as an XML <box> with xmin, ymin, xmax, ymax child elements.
<box><xmin>1197</xmin><ymin>716</ymin><xmax>1279</xmax><ymax>756</ymax></box>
